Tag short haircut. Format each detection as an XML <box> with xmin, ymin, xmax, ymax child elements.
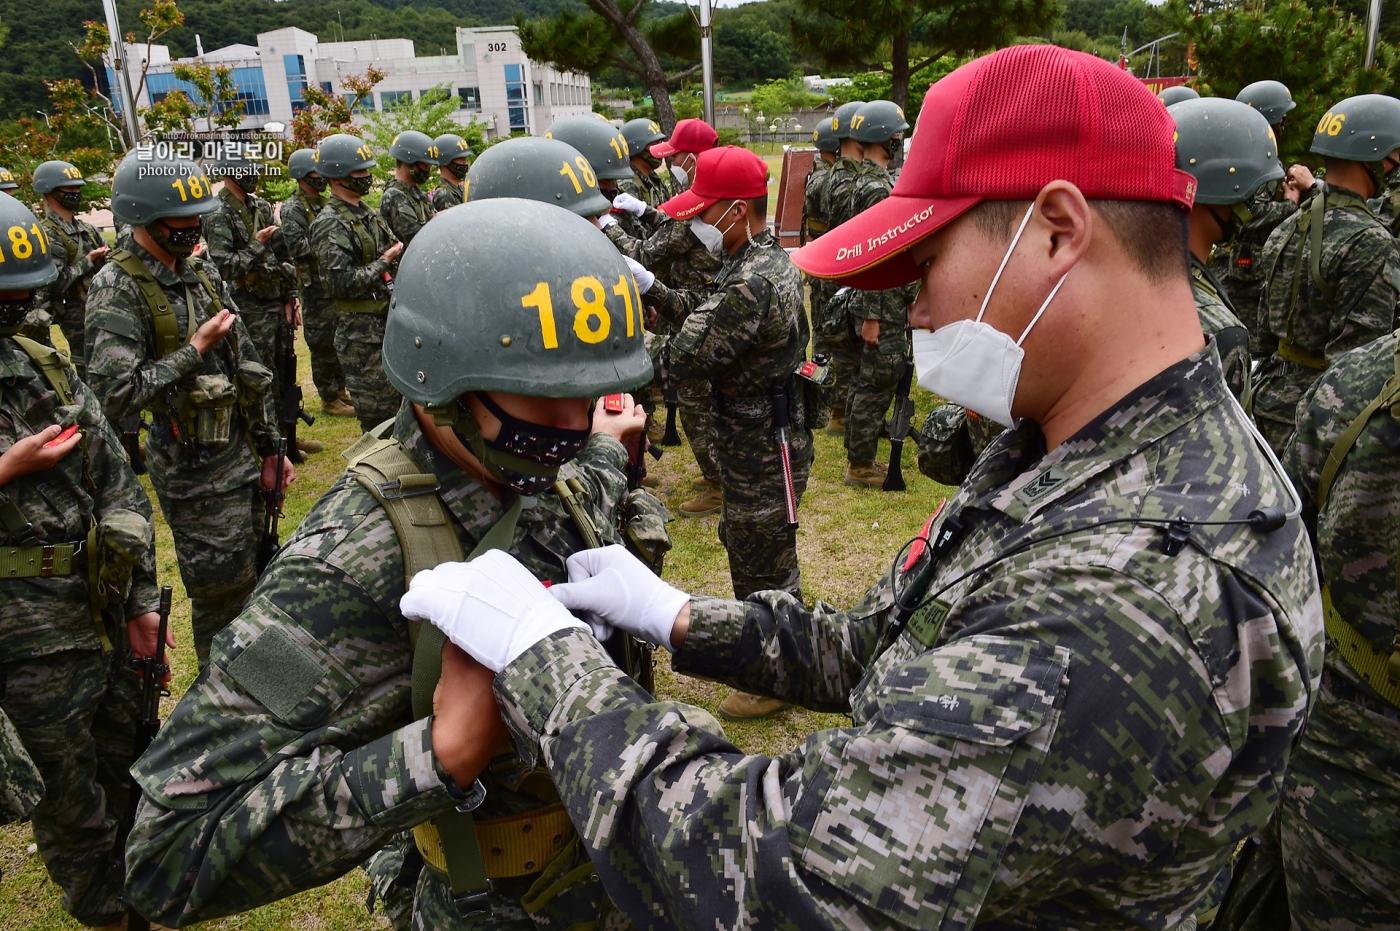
<box><xmin>970</xmin><ymin>198</ymin><xmax>1189</xmax><ymax>284</ymax></box>
<box><xmin>748</xmin><ymin>194</ymin><xmax>768</xmax><ymax>220</ymax></box>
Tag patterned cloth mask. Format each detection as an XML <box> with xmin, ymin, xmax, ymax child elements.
<box><xmin>453</xmin><ymin>392</ymin><xmax>593</xmax><ymax>495</ymax></box>
<box><xmin>0</xmin><ymin>294</ymin><xmax>35</xmax><ymax>335</ymax></box>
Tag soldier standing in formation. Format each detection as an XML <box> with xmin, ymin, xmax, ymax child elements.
<box><xmin>281</xmin><ymin>147</ymin><xmax>355</xmax><ymax>419</ymax></box>
<box><xmin>309</xmin><ymin>134</ymin><xmax>405</xmax><ymax>433</ymax></box>
<box><xmin>1253</xmin><ymin>93</ymin><xmax>1400</xmax><ymax>453</ymax></box>
<box><xmin>813</xmin><ymin>100</ymin><xmax>865</xmax><ymax>439</ymax></box>
<box><xmin>802</xmin><ymin>114</ymin><xmax>841</xmax><ymax>431</ymax></box>
<box><xmin>31</xmin><ymin>160</ymin><xmax>107</xmax><ymax>380</ymax></box>
<box><xmin>126</xmin><ymin>198</ymin><xmax>661</xmax><ymax>931</ymax></box>
<box><xmin>431</xmin><ymin>133</ymin><xmax>472</xmax><ymax>212</ymax></box>
<box><xmin>380</xmin><ymin>130</ymin><xmax>439</xmax><ymax>248</ymax></box>
<box><xmin>619</xmin><ymin>117</ymin><xmax>671</xmax><ymax>207</ymax></box>
<box><xmin>0</xmin><ymin>190</ymin><xmax>163</xmax><ymax>929</ymax></box>
<box><xmin>87</xmin><ymin>152</ymin><xmax>291</xmax><ymax>668</ymax></box>
<box><xmin>402</xmin><ymin>46</ymin><xmax>1323</xmax><ymax>929</ymax></box>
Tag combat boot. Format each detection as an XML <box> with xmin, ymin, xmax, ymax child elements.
<box><xmin>338</xmin><ymin>387</ymin><xmax>354</xmax><ymax>405</ymax></box>
<box><xmin>825</xmin><ymin>411</ymin><xmax>846</xmax><ymax>436</ymax></box>
<box><xmin>679</xmin><ymin>485</ymin><xmax>722</xmax><ymax>516</ymax></box>
<box><xmin>718</xmin><ymin>690</ymin><xmax>791</xmax><ymax>720</ymax></box>
<box><xmin>296</xmin><ymin>436</ymin><xmax>324</xmax><ymax>455</ymax></box>
<box><xmin>691</xmin><ymin>476</ymin><xmax>716</xmax><ymax>491</ymax></box>
<box><xmin>641</xmin><ymin>472</ymin><xmax>661</xmax><ymax>489</ymax></box>
<box><xmin>844</xmin><ymin>460</ymin><xmax>888</xmax><ymax>487</ymax></box>
<box><xmin>321</xmin><ymin>395</ymin><xmax>356</xmax><ymax>417</ymax></box>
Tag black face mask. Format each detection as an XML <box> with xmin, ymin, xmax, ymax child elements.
<box><xmin>229</xmin><ymin>173</ymin><xmax>259</xmax><ymax>194</ymax></box>
<box><xmin>306</xmin><ymin>176</ymin><xmax>329</xmax><ymax>193</ymax></box>
<box><xmin>148</xmin><ymin>220</ymin><xmax>203</xmax><ymax>258</ymax></box>
<box><xmin>452</xmin><ymin>392</ymin><xmax>593</xmax><ymax>495</ymax></box>
<box><xmin>409</xmin><ymin>164</ymin><xmax>432</xmax><ymax>185</ymax></box>
<box><xmin>57</xmin><ymin>190</ymin><xmax>83</xmax><ymax>210</ymax></box>
<box><xmin>446</xmin><ymin>160</ymin><xmax>469</xmax><ymax>180</ymax></box>
<box><xmin>344</xmin><ymin>175</ymin><xmax>374</xmax><ymax>195</ymax></box>
<box><xmin>0</xmin><ymin>293</ymin><xmax>35</xmax><ymax>335</ymax></box>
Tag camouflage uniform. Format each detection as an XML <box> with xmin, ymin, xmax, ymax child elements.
<box><xmin>1210</xmin><ymin>183</ymin><xmax>1297</xmax><ymax>315</ymax></box>
<box><xmin>126</xmin><ymin>405</ymin><xmax>636</xmax><ymax>929</ymax></box>
<box><xmin>816</xmin><ymin>157</ymin><xmax>867</xmax><ymax>414</ymax></box>
<box><xmin>605</xmin><ymin>207</ymin><xmax>723</xmax><ymax>487</ymax></box>
<box><xmin>1252</xmin><ymin>183</ymin><xmax>1400</xmax><ymax>452</ymax></box>
<box><xmin>648</xmin><ymin>230</ymin><xmax>813</xmax><ymax>598</ymax></box>
<box><xmin>619</xmin><ymin>168</ymin><xmax>670</xmax><ymax>210</ymax></box>
<box><xmin>279</xmin><ymin>189</ymin><xmax>346</xmax><ymax>404</ymax></box>
<box><xmin>0</xmin><ymin>706</ymin><xmax>42</xmax><ymax>826</ymax></box>
<box><xmin>803</xmin><ymin>157</ymin><xmax>845</xmax><ymax>424</ymax></box>
<box><xmin>86</xmin><ymin>245</ymin><xmax>279</xmax><ymax>665</ymax></box>
<box><xmin>1191</xmin><ymin>254</ymin><xmax>1252</xmax><ymax>400</ymax></box>
<box><xmin>431</xmin><ymin>177</ymin><xmax>464</xmax><ymax>213</ymax></box>
<box><xmin>379</xmin><ymin>178</ymin><xmax>436</xmax><ymax>247</ymax></box>
<box><xmin>0</xmin><ymin>336</ymin><xmax>158</xmax><ymax>925</ymax></box>
<box><xmin>1275</xmin><ymin>330</ymin><xmax>1400</xmax><ymax>928</ymax></box>
<box><xmin>1368</xmin><ymin>165</ymin><xmax>1400</xmax><ymax>235</ymax></box>
<box><xmin>493</xmin><ymin>347</ymin><xmax>1323</xmax><ymax>929</ymax></box>
<box><xmin>35</xmin><ymin>209</ymin><xmax>106</xmax><ymax>379</ymax></box>
<box><xmin>204</xmin><ymin>186</ymin><xmax>297</xmax><ymax>406</ymax></box>
<box><xmin>310</xmin><ymin>195</ymin><xmax>402</xmax><ymax>432</ymax></box>
<box><xmin>915</xmin><ymin>403</ymin><xmax>1004</xmax><ymax>487</ymax></box>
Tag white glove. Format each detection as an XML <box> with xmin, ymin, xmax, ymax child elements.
<box><xmin>623</xmin><ymin>256</ymin><xmax>655</xmax><ymax>294</ymax></box>
<box><xmin>547</xmin><ymin>545</ymin><xmax>690</xmax><ymax>651</ymax></box>
<box><xmin>612</xmin><ymin>192</ymin><xmax>647</xmax><ymax>217</ymax></box>
<box><xmin>597</xmin><ymin>213</ymin><xmax>618</xmax><ymax>230</ymax></box>
<box><xmin>401</xmin><ymin>550</ymin><xmax>586</xmax><ymax>672</ymax></box>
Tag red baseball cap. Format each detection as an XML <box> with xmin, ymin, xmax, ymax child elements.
<box><xmin>651</xmin><ymin>118</ymin><xmax>719</xmax><ymax>158</ymax></box>
<box><xmin>658</xmin><ymin>146</ymin><xmax>769</xmax><ymax>220</ymax></box>
<box><xmin>793</xmin><ymin>45</ymin><xmax>1197</xmax><ymax>290</ymax></box>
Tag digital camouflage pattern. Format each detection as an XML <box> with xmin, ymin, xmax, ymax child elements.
<box><xmin>1278</xmin><ymin>331</ymin><xmax>1400</xmax><ymax>928</ymax></box>
<box><xmin>36</xmin><ymin>209</ymin><xmax>106</xmax><ymax>379</ymax></box>
<box><xmin>310</xmin><ymin>195</ymin><xmax>402</xmax><ymax>431</ymax></box>
<box><xmin>1210</xmin><ymin>184</ymin><xmax>1297</xmax><ymax>314</ymax></box>
<box><xmin>431</xmin><ymin>177</ymin><xmax>464</xmax><ymax>213</ymax></box>
<box><xmin>803</xmin><ymin>157</ymin><xmax>851</xmax><ymax>422</ymax></box>
<box><xmin>0</xmin><ymin>705</ymin><xmax>42</xmax><ymax>825</ymax></box>
<box><xmin>85</xmin><ymin>244</ymin><xmax>278</xmax><ymax>663</ymax></box>
<box><xmin>379</xmin><ymin>178</ymin><xmax>436</xmax><ymax>247</ymax></box>
<box><xmin>1191</xmin><ymin>255</ymin><xmax>1252</xmax><ymax>400</ymax></box>
<box><xmin>280</xmin><ymin>189</ymin><xmax>346</xmax><ymax>403</ymax></box>
<box><xmin>204</xmin><ymin>186</ymin><xmax>296</xmax><ymax>404</ymax></box>
<box><xmin>1252</xmin><ymin>183</ymin><xmax>1400</xmax><ymax>452</ymax></box>
<box><xmin>648</xmin><ymin>230</ymin><xmax>813</xmax><ymax>597</ymax></box>
<box><xmin>495</xmin><ymin>347</ymin><xmax>1323</xmax><ymax>930</ymax></box>
<box><xmin>0</xmin><ymin>335</ymin><xmax>157</xmax><ymax>924</ymax></box>
<box><xmin>1366</xmin><ymin>164</ymin><xmax>1400</xmax><ymax>235</ymax></box>
<box><xmin>619</xmin><ymin>169</ymin><xmax>670</xmax><ymax>211</ymax></box>
<box><xmin>125</xmin><ymin>405</ymin><xmax>637</xmax><ymax>929</ymax></box>
<box><xmin>915</xmin><ymin>403</ymin><xmax>1004</xmax><ymax>487</ymax></box>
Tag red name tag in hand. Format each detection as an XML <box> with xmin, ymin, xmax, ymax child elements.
<box><xmin>43</xmin><ymin>424</ymin><xmax>79</xmax><ymax>448</ymax></box>
<box><xmin>603</xmin><ymin>394</ymin><xmax>627</xmax><ymax>413</ymax></box>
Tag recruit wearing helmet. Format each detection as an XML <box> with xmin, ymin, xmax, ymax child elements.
<box><xmin>316</xmin><ymin>133</ymin><xmax>377</xmax><ymax>179</ymax></box>
<box><xmin>1236</xmin><ymin>80</ymin><xmax>1297</xmax><ymax>127</ymax></box>
<box><xmin>0</xmin><ymin>191</ymin><xmax>60</xmax><ymax>334</ymax></box>
<box><xmin>849</xmin><ymin>99</ymin><xmax>910</xmax><ymax>162</ymax></box>
<box><xmin>812</xmin><ymin>118</ymin><xmax>840</xmax><ymax>154</ymax></box>
<box><xmin>1311</xmin><ymin>93</ymin><xmax>1400</xmax><ymax>191</ymax></box>
<box><xmin>32</xmin><ymin>160</ymin><xmax>86</xmax><ymax>211</ymax></box>
<box><xmin>465</xmin><ymin>136</ymin><xmax>612</xmax><ymax>219</ymax></box>
<box><xmin>622</xmin><ymin>118</ymin><xmax>667</xmax><ymax>164</ymax></box>
<box><xmin>830</xmin><ymin>101</ymin><xmax>867</xmax><ymax>140</ymax></box>
<box><xmin>110</xmin><ymin>150</ymin><xmax>217</xmax><ymax>257</ymax></box>
<box><xmin>1171</xmin><ymin>97</ymin><xmax>1284</xmax><ymax>239</ymax></box>
<box><xmin>435</xmin><ymin>133</ymin><xmax>473</xmax><ymax>179</ymax></box>
<box><xmin>0</xmin><ymin>168</ymin><xmax>16</xmax><ymax>192</ymax></box>
<box><xmin>212</xmin><ymin>149</ymin><xmax>263</xmax><ymax>194</ymax></box>
<box><xmin>390</xmin><ymin>130</ymin><xmax>437</xmax><ymax>184</ymax></box>
<box><xmin>287</xmin><ymin>147</ymin><xmax>327</xmax><ymax>192</ymax></box>
<box><xmin>1158</xmin><ymin>85</ymin><xmax>1200</xmax><ymax>107</ymax></box>
<box><xmin>545</xmin><ymin>116</ymin><xmax>632</xmax><ymax>181</ymax></box>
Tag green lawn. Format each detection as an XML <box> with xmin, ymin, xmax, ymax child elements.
<box><xmin>0</xmin><ymin>312</ymin><xmax>953</xmax><ymax>929</ymax></box>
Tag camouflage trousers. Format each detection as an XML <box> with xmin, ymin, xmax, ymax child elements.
<box><xmin>845</xmin><ymin>323</ymin><xmax>907</xmax><ymax>464</ymax></box>
<box><xmin>1213</xmin><ymin>816</ymin><xmax>1290</xmax><ymax>931</ymax></box>
<box><xmin>714</xmin><ymin>398</ymin><xmax>813</xmax><ymax>598</ymax></box>
<box><xmin>237</xmin><ymin>299</ymin><xmax>290</xmax><ymax>411</ymax></box>
<box><xmin>301</xmin><ymin>291</ymin><xmax>345</xmax><ymax>402</ymax></box>
<box><xmin>336</xmin><ymin>311</ymin><xmax>403</xmax><ymax>434</ymax></box>
<box><xmin>153</xmin><ymin>482</ymin><xmax>262</xmax><ymax>667</ymax></box>
<box><xmin>814</xmin><ymin>330</ymin><xmax>857</xmax><ymax>425</ymax></box>
<box><xmin>0</xmin><ymin>645</ymin><xmax>140</xmax><ymax>926</ymax></box>
<box><xmin>678</xmin><ymin>378</ymin><xmax>721</xmax><ymax>485</ymax></box>
<box><xmin>52</xmin><ymin>299</ymin><xmax>88</xmax><ymax>381</ymax></box>
<box><xmin>0</xmin><ymin>705</ymin><xmax>43</xmax><ymax>826</ymax></box>
<box><xmin>1251</xmin><ymin>357</ymin><xmax>1325</xmax><ymax>456</ymax></box>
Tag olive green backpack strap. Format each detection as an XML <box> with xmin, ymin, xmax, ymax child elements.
<box><xmin>41</xmin><ymin>216</ymin><xmax>78</xmax><ymax>264</ymax></box>
<box><xmin>108</xmin><ymin>249</ymin><xmax>181</xmax><ymax>359</ymax></box>
<box><xmin>326</xmin><ymin>196</ymin><xmax>376</xmax><ymax>266</ymax></box>
<box><xmin>11</xmin><ymin>335</ymin><xmax>73</xmax><ymax>405</ymax></box>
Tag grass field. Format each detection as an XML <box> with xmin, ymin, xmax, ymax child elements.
<box><xmin>0</xmin><ymin>280</ymin><xmax>953</xmax><ymax>929</ymax></box>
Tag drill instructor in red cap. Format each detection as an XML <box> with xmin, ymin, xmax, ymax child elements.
<box><xmin>403</xmin><ymin>45</ymin><xmax>1323</xmax><ymax>929</ymax></box>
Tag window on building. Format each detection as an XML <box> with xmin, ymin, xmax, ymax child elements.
<box><xmin>458</xmin><ymin>86</ymin><xmax>480</xmax><ymax>109</ymax></box>
<box><xmin>381</xmin><ymin>90</ymin><xmax>412</xmax><ymax>110</ymax></box>
<box><xmin>284</xmin><ymin>54</ymin><xmax>308</xmax><ymax>111</ymax></box>
<box><xmin>321</xmin><ymin>81</ymin><xmax>333</xmax><ymax>93</ymax></box>
<box><xmin>347</xmin><ymin>93</ymin><xmax>373</xmax><ymax>114</ymax></box>
<box><xmin>534</xmin><ymin>83</ymin><xmax>543</xmax><ymax>106</ymax></box>
<box><xmin>504</xmin><ymin>64</ymin><xmax>527</xmax><ymax>130</ymax></box>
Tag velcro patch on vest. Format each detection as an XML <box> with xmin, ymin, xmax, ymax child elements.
<box><xmin>1014</xmin><ymin>466</ymin><xmax>1070</xmax><ymax>507</ymax></box>
<box><xmin>226</xmin><ymin>626</ymin><xmax>324</xmax><ymax>721</ymax></box>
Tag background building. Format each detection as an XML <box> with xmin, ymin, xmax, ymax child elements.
<box><xmin>110</xmin><ymin>25</ymin><xmax>593</xmax><ymax>137</ymax></box>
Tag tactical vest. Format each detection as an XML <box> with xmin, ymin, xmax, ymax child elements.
<box><xmin>1314</xmin><ymin>329</ymin><xmax>1400</xmax><ymax>708</ymax></box>
<box><xmin>290</xmin><ymin>192</ymin><xmax>323</xmax><ymax>288</ymax></box>
<box><xmin>384</xmin><ymin>179</ymin><xmax>433</xmax><ymax>230</ymax></box>
<box><xmin>39</xmin><ymin>216</ymin><xmax>93</xmax><ymax>304</ymax></box>
<box><xmin>323</xmin><ymin>197</ymin><xmax>391</xmax><ymax>316</ymax></box>
<box><xmin>434</xmin><ymin>180</ymin><xmax>464</xmax><ymax>208</ymax></box>
<box><xmin>218</xmin><ymin>189</ymin><xmax>292</xmax><ymax>300</ymax></box>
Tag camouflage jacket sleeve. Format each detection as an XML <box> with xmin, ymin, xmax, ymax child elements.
<box><xmin>224</xmin><ymin>275</ymin><xmax>282</xmax><ymax>451</ymax></box>
<box><xmin>430</xmin><ymin>183</ymin><xmax>458</xmax><ymax>213</ymax></box>
<box><xmin>84</xmin><ymin>264</ymin><xmax>207</xmax><ymax>421</ymax></box>
<box><xmin>44</xmin><ymin>221</ymin><xmax>95</xmax><ymax>300</ymax></box>
<box><xmin>379</xmin><ymin>185</ymin><xmax>431</xmax><ymax>245</ymax></box>
<box><xmin>649</xmin><ymin>275</ymin><xmax>771</xmax><ymax>387</ymax></box>
<box><xmin>1320</xmin><ymin>223</ymin><xmax>1400</xmax><ymax>363</ymax></box>
<box><xmin>309</xmin><ymin>212</ymin><xmax>390</xmax><ymax>299</ymax></box>
<box><xmin>605</xmin><ymin>216</ymin><xmax>693</xmax><ymax>273</ymax></box>
<box><xmin>204</xmin><ymin>199</ymin><xmax>279</xmax><ymax>289</ymax></box>
<box><xmin>278</xmin><ymin>198</ymin><xmax>313</xmax><ymax>263</ymax></box>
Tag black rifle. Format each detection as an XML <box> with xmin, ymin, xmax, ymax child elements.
<box><xmin>770</xmin><ymin>382</ymin><xmax>799</xmax><ymax>529</ymax></box>
<box><xmin>278</xmin><ymin>305</ymin><xmax>315</xmax><ymax>464</ymax></box>
<box><xmin>660</xmin><ymin>389</ymin><xmax>682</xmax><ymax>446</ymax></box>
<box><xmin>125</xmin><ymin>584</ymin><xmax>172</xmax><ymax>931</ymax></box>
<box><xmin>884</xmin><ymin>330</ymin><xmax>916</xmax><ymax>492</ymax></box>
<box><xmin>118</xmin><ymin>414</ymin><xmax>150</xmax><ymax>475</ymax></box>
<box><xmin>257</xmin><ymin>438</ymin><xmax>287</xmax><ymax>575</ymax></box>
<box><xmin>623</xmin><ymin>415</ymin><xmax>663</xmax><ymax>491</ymax></box>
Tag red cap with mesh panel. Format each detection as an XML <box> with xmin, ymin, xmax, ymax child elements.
<box><xmin>793</xmin><ymin>45</ymin><xmax>1197</xmax><ymax>290</ymax></box>
<box><xmin>651</xmin><ymin>118</ymin><xmax>719</xmax><ymax>158</ymax></box>
<box><xmin>658</xmin><ymin>146</ymin><xmax>769</xmax><ymax>220</ymax></box>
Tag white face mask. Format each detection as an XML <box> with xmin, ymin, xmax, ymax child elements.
<box><xmin>912</xmin><ymin>204</ymin><xmax>1070</xmax><ymax>428</ymax></box>
<box><xmin>669</xmin><ymin>162</ymin><xmax>689</xmax><ymax>191</ymax></box>
<box><xmin>688</xmin><ymin>216</ymin><xmax>724</xmax><ymax>255</ymax></box>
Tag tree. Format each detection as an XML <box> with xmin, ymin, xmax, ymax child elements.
<box><xmin>516</xmin><ymin>0</ymin><xmax>699</xmax><ymax>131</ymax></box>
<box><xmin>288</xmin><ymin>65</ymin><xmax>385</xmax><ymax>151</ymax></box>
<box><xmin>1169</xmin><ymin>0</ymin><xmax>1398</xmax><ymax>163</ymax></box>
<box><xmin>790</xmin><ymin>0</ymin><xmax>1059</xmax><ymax>110</ymax></box>
<box><xmin>171</xmin><ymin>61</ymin><xmax>246</xmax><ymax>131</ymax></box>
<box><xmin>66</xmin><ymin>0</ymin><xmax>186</xmax><ymax>150</ymax></box>
<box><xmin>363</xmin><ymin>84</ymin><xmax>485</xmax><ymax>182</ymax></box>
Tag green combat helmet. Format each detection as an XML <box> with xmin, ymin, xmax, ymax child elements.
<box><xmin>0</xmin><ymin>168</ymin><xmax>17</xmax><ymax>191</ymax></box>
<box><xmin>315</xmin><ymin>133</ymin><xmax>376</xmax><ymax>179</ymax></box>
<box><xmin>434</xmin><ymin>133</ymin><xmax>473</xmax><ymax>165</ymax></box>
<box><xmin>1159</xmin><ymin>85</ymin><xmax>1200</xmax><ymax>107</ymax></box>
<box><xmin>0</xmin><ymin>191</ymin><xmax>59</xmax><ymax>334</ymax></box>
<box><xmin>831</xmin><ymin>101</ymin><xmax>866</xmax><ymax>140</ymax></box>
<box><xmin>1170</xmin><ymin>97</ymin><xmax>1284</xmax><ymax>207</ymax></box>
<box><xmin>812</xmin><ymin>118</ymin><xmax>840</xmax><ymax>153</ymax></box>
<box><xmin>287</xmin><ymin>148</ymin><xmax>319</xmax><ymax>179</ymax></box>
<box><xmin>622</xmin><ymin>118</ymin><xmax>667</xmax><ymax>160</ymax></box>
<box><xmin>465</xmin><ymin>136</ymin><xmax>612</xmax><ymax>218</ymax></box>
<box><xmin>31</xmin><ymin>160</ymin><xmax>85</xmax><ymax>195</ymax></box>
<box><xmin>1311</xmin><ymin>93</ymin><xmax>1400</xmax><ymax>164</ymax></box>
<box><xmin>850</xmin><ymin>100</ymin><xmax>910</xmax><ymax>144</ymax></box>
<box><xmin>212</xmin><ymin>148</ymin><xmax>263</xmax><ymax>193</ymax></box>
<box><xmin>545</xmin><ymin>116</ymin><xmax>633</xmax><ymax>181</ymax></box>
<box><xmin>389</xmin><ymin>130</ymin><xmax>436</xmax><ymax>165</ymax></box>
<box><xmin>109</xmin><ymin>150</ymin><xmax>217</xmax><ymax>226</ymax></box>
<box><xmin>1237</xmin><ymin>80</ymin><xmax>1297</xmax><ymax>127</ymax></box>
<box><xmin>384</xmin><ymin>197</ymin><xmax>651</xmax><ymax>408</ymax></box>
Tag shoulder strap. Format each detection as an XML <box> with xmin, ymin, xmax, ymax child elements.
<box><xmin>41</xmin><ymin>216</ymin><xmax>77</xmax><ymax>264</ymax></box>
<box><xmin>326</xmin><ymin>197</ymin><xmax>375</xmax><ymax>266</ymax></box>
<box><xmin>190</xmin><ymin>265</ymin><xmax>225</xmax><ymax>315</ymax></box>
<box><xmin>1317</xmin><ymin>330</ymin><xmax>1400</xmax><ymax>507</ymax></box>
<box><xmin>108</xmin><ymin>249</ymin><xmax>181</xmax><ymax>359</ymax></box>
<box><xmin>1308</xmin><ymin>190</ymin><xmax>1336</xmax><ymax>303</ymax></box>
<box><xmin>220</xmin><ymin>188</ymin><xmax>257</xmax><ymax>241</ymax></box>
<box><xmin>10</xmin><ymin>335</ymin><xmax>73</xmax><ymax>406</ymax></box>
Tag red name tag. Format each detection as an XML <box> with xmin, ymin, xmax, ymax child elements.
<box><xmin>603</xmin><ymin>394</ymin><xmax>627</xmax><ymax>413</ymax></box>
<box><xmin>799</xmin><ymin>360</ymin><xmax>818</xmax><ymax>378</ymax></box>
<box><xmin>903</xmin><ymin>499</ymin><xmax>946</xmax><ymax>571</ymax></box>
